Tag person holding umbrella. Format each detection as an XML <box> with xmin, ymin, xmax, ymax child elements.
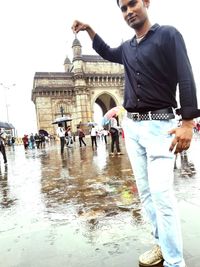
<box><xmin>56</xmin><ymin>123</ymin><xmax>65</xmax><ymax>154</ymax></box>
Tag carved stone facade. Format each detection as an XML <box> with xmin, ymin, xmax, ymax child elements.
<box><xmin>31</xmin><ymin>37</ymin><xmax>124</xmax><ymax>135</ymax></box>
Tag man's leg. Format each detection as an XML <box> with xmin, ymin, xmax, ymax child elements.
<box><xmin>111</xmin><ymin>136</ymin><xmax>115</xmax><ymax>153</ymax></box>
<box><xmin>60</xmin><ymin>137</ymin><xmax>65</xmax><ymax>153</ymax></box>
<box><xmin>115</xmin><ymin>135</ymin><xmax>121</xmax><ymax>153</ymax></box>
<box><xmin>122</xmin><ymin>119</ymin><xmax>158</xmax><ymax>239</ymax></box>
<box><xmin>94</xmin><ymin>137</ymin><xmax>97</xmax><ymax>147</ymax></box>
<box><xmin>123</xmin><ymin>118</ymin><xmax>185</xmax><ymax>266</ymax></box>
<box><xmin>91</xmin><ymin>136</ymin><xmax>94</xmax><ymax>148</ymax></box>
<box><xmin>146</xmin><ymin>121</ymin><xmax>184</xmax><ymax>267</ymax></box>
<box><xmin>79</xmin><ymin>137</ymin><xmax>82</xmax><ymax>147</ymax></box>
<box><xmin>0</xmin><ymin>145</ymin><xmax>7</xmax><ymax>163</ymax></box>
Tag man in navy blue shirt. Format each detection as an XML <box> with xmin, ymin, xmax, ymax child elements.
<box><xmin>72</xmin><ymin>1</ymin><xmax>199</xmax><ymax>266</ymax></box>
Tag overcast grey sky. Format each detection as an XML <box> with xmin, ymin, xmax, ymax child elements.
<box><xmin>0</xmin><ymin>0</ymin><xmax>200</xmax><ymax>136</ymax></box>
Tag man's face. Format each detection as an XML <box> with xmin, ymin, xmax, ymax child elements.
<box><xmin>118</xmin><ymin>0</ymin><xmax>149</xmax><ymax>30</ymax></box>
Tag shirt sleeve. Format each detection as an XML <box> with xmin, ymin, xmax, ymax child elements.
<box><xmin>172</xmin><ymin>30</ymin><xmax>200</xmax><ymax>119</ymax></box>
<box><xmin>93</xmin><ymin>34</ymin><xmax>123</xmax><ymax>64</ymax></box>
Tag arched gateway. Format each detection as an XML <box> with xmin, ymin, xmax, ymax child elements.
<box><xmin>31</xmin><ymin>37</ymin><xmax>124</xmax><ymax>135</ymax></box>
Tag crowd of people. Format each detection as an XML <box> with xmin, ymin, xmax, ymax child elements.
<box><xmin>1</xmin><ymin>118</ymin><xmax>200</xmax><ymax>165</ymax></box>
<box><xmin>56</xmin><ymin>121</ymin><xmax>124</xmax><ymax>155</ymax></box>
<box><xmin>0</xmin><ymin>130</ymin><xmax>55</xmax><ymax>165</ymax></box>
<box><xmin>0</xmin><ymin>121</ymin><xmax>125</xmax><ymax>165</ymax></box>
<box><xmin>21</xmin><ymin>133</ymin><xmax>49</xmax><ymax>150</ymax></box>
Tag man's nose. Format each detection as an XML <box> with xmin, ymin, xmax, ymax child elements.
<box><xmin>127</xmin><ymin>5</ymin><xmax>133</xmax><ymax>14</ymax></box>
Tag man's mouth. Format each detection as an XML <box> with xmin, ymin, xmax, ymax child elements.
<box><xmin>127</xmin><ymin>15</ymin><xmax>136</xmax><ymax>24</ymax></box>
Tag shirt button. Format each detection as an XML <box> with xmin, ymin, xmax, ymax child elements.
<box><xmin>137</xmin><ymin>84</ymin><xmax>141</xmax><ymax>88</ymax></box>
<box><xmin>137</xmin><ymin>98</ymin><xmax>140</xmax><ymax>102</ymax></box>
<box><xmin>137</xmin><ymin>72</ymin><xmax>140</xmax><ymax>75</ymax></box>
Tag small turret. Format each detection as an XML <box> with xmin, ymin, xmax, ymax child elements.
<box><xmin>72</xmin><ymin>36</ymin><xmax>82</xmax><ymax>60</ymax></box>
<box><xmin>64</xmin><ymin>55</ymin><xmax>72</xmax><ymax>72</ymax></box>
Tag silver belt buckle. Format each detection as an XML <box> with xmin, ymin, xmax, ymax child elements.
<box><xmin>131</xmin><ymin>112</ymin><xmax>140</xmax><ymax>121</ymax></box>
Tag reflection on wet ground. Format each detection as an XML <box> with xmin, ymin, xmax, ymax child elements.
<box><xmin>40</xmin><ymin>143</ymin><xmax>140</xmax><ymax>221</ymax></box>
<box><xmin>0</xmin><ymin>165</ymin><xmax>17</xmax><ymax>209</ymax></box>
<box><xmin>0</xmin><ymin>137</ymin><xmax>200</xmax><ymax>267</ymax></box>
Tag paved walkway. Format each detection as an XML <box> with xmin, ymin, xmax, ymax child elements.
<box><xmin>0</xmin><ymin>136</ymin><xmax>200</xmax><ymax>267</ymax></box>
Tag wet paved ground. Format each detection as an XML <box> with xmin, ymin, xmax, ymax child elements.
<box><xmin>0</xmin><ymin>135</ymin><xmax>200</xmax><ymax>267</ymax></box>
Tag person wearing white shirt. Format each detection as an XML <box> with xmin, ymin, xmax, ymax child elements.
<box><xmin>56</xmin><ymin>123</ymin><xmax>65</xmax><ymax>154</ymax></box>
<box><xmin>90</xmin><ymin>125</ymin><xmax>97</xmax><ymax>149</ymax></box>
<box><xmin>102</xmin><ymin>128</ymin><xmax>109</xmax><ymax>144</ymax></box>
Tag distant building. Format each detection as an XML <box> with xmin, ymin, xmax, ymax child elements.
<box><xmin>31</xmin><ymin>37</ymin><xmax>124</xmax><ymax>135</ymax></box>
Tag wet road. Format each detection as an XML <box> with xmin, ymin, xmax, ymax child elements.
<box><xmin>0</xmin><ymin>136</ymin><xmax>200</xmax><ymax>267</ymax></box>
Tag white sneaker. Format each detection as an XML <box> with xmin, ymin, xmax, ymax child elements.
<box><xmin>139</xmin><ymin>245</ymin><xmax>163</xmax><ymax>266</ymax></box>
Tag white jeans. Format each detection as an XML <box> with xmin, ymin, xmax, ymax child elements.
<box><xmin>122</xmin><ymin>117</ymin><xmax>185</xmax><ymax>267</ymax></box>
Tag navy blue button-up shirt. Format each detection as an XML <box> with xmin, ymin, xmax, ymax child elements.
<box><xmin>93</xmin><ymin>24</ymin><xmax>200</xmax><ymax>119</ymax></box>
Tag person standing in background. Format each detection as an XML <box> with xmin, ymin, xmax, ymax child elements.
<box><xmin>90</xmin><ymin>125</ymin><xmax>97</xmax><ymax>149</ymax></box>
<box><xmin>110</xmin><ymin>115</ymin><xmax>121</xmax><ymax>155</ymax></box>
<box><xmin>34</xmin><ymin>133</ymin><xmax>41</xmax><ymax>149</ymax></box>
<box><xmin>29</xmin><ymin>133</ymin><xmax>35</xmax><ymax>149</ymax></box>
<box><xmin>56</xmin><ymin>123</ymin><xmax>65</xmax><ymax>154</ymax></box>
<box><xmin>77</xmin><ymin>126</ymin><xmax>86</xmax><ymax>147</ymax></box>
<box><xmin>11</xmin><ymin>136</ymin><xmax>15</xmax><ymax>151</ymax></box>
<box><xmin>102</xmin><ymin>127</ymin><xmax>109</xmax><ymax>145</ymax></box>
<box><xmin>65</xmin><ymin>126</ymin><xmax>73</xmax><ymax>148</ymax></box>
<box><xmin>0</xmin><ymin>128</ymin><xmax>7</xmax><ymax>164</ymax></box>
<box><xmin>22</xmin><ymin>134</ymin><xmax>29</xmax><ymax>150</ymax></box>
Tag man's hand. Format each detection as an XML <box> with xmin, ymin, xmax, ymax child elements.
<box><xmin>168</xmin><ymin>120</ymin><xmax>194</xmax><ymax>154</ymax></box>
<box><xmin>71</xmin><ymin>20</ymin><xmax>96</xmax><ymax>40</ymax></box>
<box><xmin>71</xmin><ymin>20</ymin><xmax>89</xmax><ymax>34</ymax></box>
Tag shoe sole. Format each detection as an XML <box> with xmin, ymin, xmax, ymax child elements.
<box><xmin>139</xmin><ymin>258</ymin><xmax>163</xmax><ymax>266</ymax></box>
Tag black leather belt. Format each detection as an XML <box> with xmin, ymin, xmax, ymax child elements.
<box><xmin>127</xmin><ymin>108</ymin><xmax>175</xmax><ymax>121</ymax></box>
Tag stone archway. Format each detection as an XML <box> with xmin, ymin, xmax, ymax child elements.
<box><xmin>91</xmin><ymin>92</ymin><xmax>121</xmax><ymax>127</ymax></box>
<box><xmin>95</xmin><ymin>93</ymin><xmax>117</xmax><ymax>115</ymax></box>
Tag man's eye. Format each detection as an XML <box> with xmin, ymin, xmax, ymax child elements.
<box><xmin>121</xmin><ymin>6</ymin><xmax>127</xmax><ymax>12</ymax></box>
<box><xmin>129</xmin><ymin>0</ymin><xmax>137</xmax><ymax>7</ymax></box>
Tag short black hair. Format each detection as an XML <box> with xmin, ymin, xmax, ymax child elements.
<box><xmin>117</xmin><ymin>0</ymin><xmax>144</xmax><ymax>6</ymax></box>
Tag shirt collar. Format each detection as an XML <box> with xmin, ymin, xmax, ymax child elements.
<box><xmin>130</xmin><ymin>23</ymin><xmax>160</xmax><ymax>46</ymax></box>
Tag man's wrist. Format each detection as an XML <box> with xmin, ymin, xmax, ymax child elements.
<box><xmin>181</xmin><ymin>119</ymin><xmax>195</xmax><ymax>128</ymax></box>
